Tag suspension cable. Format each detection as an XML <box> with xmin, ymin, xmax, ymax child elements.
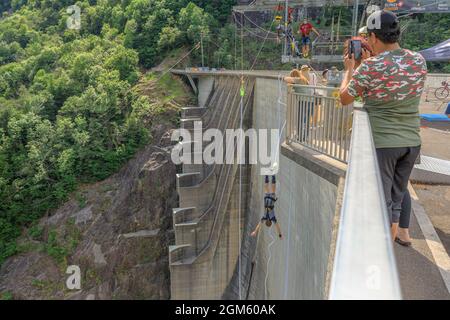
<box><xmin>283</xmin><ymin>175</ymin><xmax>293</xmax><ymax>299</ymax></box>
<box><xmin>242</xmin><ymin>13</ymin><xmax>278</xmax><ymax>36</ymax></box>
<box><xmin>264</xmin><ymin>227</ymin><xmax>276</xmax><ymax>299</ymax></box>
<box><xmin>235</xmin><ymin>12</ymin><xmax>238</xmax><ymax>70</ymax></box>
<box><xmin>234</xmin><ymin>0</ymin><xmax>284</xmax><ymax>301</ymax></box>
<box><xmin>233</xmin><ymin>12</ymin><xmax>278</xmax><ymax>40</ymax></box>
<box><xmin>156</xmin><ymin>42</ymin><xmax>200</xmax><ymax>82</ymax></box>
<box><xmin>396</xmin><ymin>1</ymin><xmax>446</xmax><ymax>19</ymax></box>
<box><xmin>238</xmin><ymin>9</ymin><xmax>244</xmax><ymax>301</ymax></box>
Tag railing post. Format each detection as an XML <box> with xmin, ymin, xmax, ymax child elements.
<box><xmin>286</xmin><ymin>85</ymin><xmax>292</xmax><ymax>143</ymax></box>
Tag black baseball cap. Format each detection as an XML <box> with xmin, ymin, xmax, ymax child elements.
<box><xmin>366</xmin><ymin>10</ymin><xmax>400</xmax><ymax>35</ymax></box>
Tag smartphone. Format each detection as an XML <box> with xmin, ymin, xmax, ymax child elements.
<box><xmin>350</xmin><ymin>40</ymin><xmax>362</xmax><ymax>61</ymax></box>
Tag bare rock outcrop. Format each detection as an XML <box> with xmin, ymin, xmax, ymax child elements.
<box><xmin>0</xmin><ymin>127</ymin><xmax>178</xmax><ymax>300</ymax></box>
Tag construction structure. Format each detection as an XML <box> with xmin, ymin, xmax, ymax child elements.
<box><xmin>233</xmin><ymin>1</ymin><xmax>380</xmax><ymax>64</ymax></box>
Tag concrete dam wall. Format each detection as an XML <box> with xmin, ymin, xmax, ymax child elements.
<box><xmin>170</xmin><ymin>72</ymin><xmax>346</xmax><ymax>300</ymax></box>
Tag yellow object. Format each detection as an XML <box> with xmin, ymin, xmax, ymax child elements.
<box><xmin>275</xmin><ymin>15</ymin><xmax>282</xmax><ymax>21</ymax></box>
<box><xmin>332</xmin><ymin>90</ymin><xmax>340</xmax><ymax>99</ymax></box>
<box><xmin>240</xmin><ymin>78</ymin><xmax>245</xmax><ymax>97</ymax></box>
<box><xmin>332</xmin><ymin>90</ymin><xmax>342</xmax><ymax>107</ymax></box>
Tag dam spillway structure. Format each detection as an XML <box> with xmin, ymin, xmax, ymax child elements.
<box><xmin>169</xmin><ymin>74</ymin><xmax>255</xmax><ymax>299</ymax></box>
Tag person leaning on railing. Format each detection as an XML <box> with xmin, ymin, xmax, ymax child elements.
<box><xmin>284</xmin><ymin>66</ymin><xmax>318</xmax><ymax>141</ymax></box>
<box><xmin>284</xmin><ymin>68</ymin><xmax>308</xmax><ymax>85</ymax></box>
<box><xmin>339</xmin><ymin>10</ymin><xmax>428</xmax><ymax>244</ymax></box>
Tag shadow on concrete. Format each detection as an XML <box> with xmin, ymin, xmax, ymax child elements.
<box><xmin>421</xmin><ymin>119</ymin><xmax>450</xmax><ymax>132</ymax></box>
<box><xmin>395</xmin><ymin>213</ymin><xmax>450</xmax><ymax>300</ymax></box>
<box><xmin>435</xmin><ymin>227</ymin><xmax>450</xmax><ymax>257</ymax></box>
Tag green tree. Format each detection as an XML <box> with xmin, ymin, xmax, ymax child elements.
<box><xmin>158</xmin><ymin>26</ymin><xmax>182</xmax><ymax>51</ymax></box>
<box><xmin>401</xmin><ymin>13</ymin><xmax>450</xmax><ymax>72</ymax></box>
<box><xmin>178</xmin><ymin>2</ymin><xmax>212</xmax><ymax>43</ymax></box>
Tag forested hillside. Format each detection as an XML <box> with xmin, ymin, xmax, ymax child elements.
<box><xmin>0</xmin><ymin>0</ymin><xmax>235</xmax><ymax>265</ymax></box>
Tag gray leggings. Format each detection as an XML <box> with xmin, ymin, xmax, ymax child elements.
<box><xmin>376</xmin><ymin>146</ymin><xmax>420</xmax><ymax>225</ymax></box>
<box><xmin>400</xmin><ymin>189</ymin><xmax>412</xmax><ymax>229</ymax></box>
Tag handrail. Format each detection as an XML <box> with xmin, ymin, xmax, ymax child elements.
<box><xmin>329</xmin><ymin>106</ymin><xmax>402</xmax><ymax>300</ymax></box>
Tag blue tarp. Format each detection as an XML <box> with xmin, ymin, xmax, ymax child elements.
<box><xmin>420</xmin><ymin>114</ymin><xmax>450</xmax><ymax>122</ymax></box>
<box><xmin>419</xmin><ymin>39</ymin><xmax>450</xmax><ymax>62</ymax></box>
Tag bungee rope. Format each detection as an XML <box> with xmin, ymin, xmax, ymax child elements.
<box><xmin>233</xmin><ymin>1</ymin><xmax>289</xmax><ymax>301</ymax></box>
<box><xmin>264</xmin><ymin>227</ymin><xmax>276</xmax><ymax>300</ymax></box>
<box><xmin>238</xmin><ymin>77</ymin><xmax>244</xmax><ymax>300</ymax></box>
<box><xmin>283</xmin><ymin>168</ymin><xmax>294</xmax><ymax>299</ymax></box>
<box><xmin>254</xmin><ymin>74</ymin><xmax>288</xmax><ymax>300</ymax></box>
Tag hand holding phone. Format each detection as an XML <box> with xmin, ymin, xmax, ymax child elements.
<box><xmin>349</xmin><ymin>40</ymin><xmax>362</xmax><ymax>61</ymax></box>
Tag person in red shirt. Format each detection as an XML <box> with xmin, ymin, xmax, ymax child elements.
<box><xmin>298</xmin><ymin>18</ymin><xmax>320</xmax><ymax>58</ymax></box>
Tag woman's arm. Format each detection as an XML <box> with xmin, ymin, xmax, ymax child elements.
<box><xmin>284</xmin><ymin>76</ymin><xmax>298</xmax><ymax>84</ymax></box>
<box><xmin>284</xmin><ymin>76</ymin><xmax>309</xmax><ymax>85</ymax></box>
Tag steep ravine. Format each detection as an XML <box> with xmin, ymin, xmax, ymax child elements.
<box><xmin>0</xmin><ymin>75</ymin><xmax>191</xmax><ymax>300</ymax></box>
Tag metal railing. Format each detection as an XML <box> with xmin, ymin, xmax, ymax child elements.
<box><xmin>286</xmin><ymin>84</ymin><xmax>353</xmax><ymax>163</ymax></box>
<box><xmin>312</xmin><ymin>41</ymin><xmax>346</xmax><ymax>56</ymax></box>
<box><xmin>329</xmin><ymin>107</ymin><xmax>402</xmax><ymax>300</ymax></box>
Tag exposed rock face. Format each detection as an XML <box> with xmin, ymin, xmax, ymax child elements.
<box><xmin>0</xmin><ymin>126</ymin><xmax>178</xmax><ymax>300</ymax></box>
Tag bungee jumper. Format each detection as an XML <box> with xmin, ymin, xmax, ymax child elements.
<box><xmin>276</xmin><ymin>21</ymin><xmax>301</xmax><ymax>57</ymax></box>
<box><xmin>251</xmin><ymin>175</ymin><xmax>283</xmax><ymax>239</ymax></box>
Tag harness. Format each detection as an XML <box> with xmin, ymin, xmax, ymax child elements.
<box><xmin>264</xmin><ymin>194</ymin><xmax>277</xmax><ymax>213</ymax></box>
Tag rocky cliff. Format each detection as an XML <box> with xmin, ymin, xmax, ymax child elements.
<box><xmin>0</xmin><ymin>74</ymin><xmax>191</xmax><ymax>300</ymax></box>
